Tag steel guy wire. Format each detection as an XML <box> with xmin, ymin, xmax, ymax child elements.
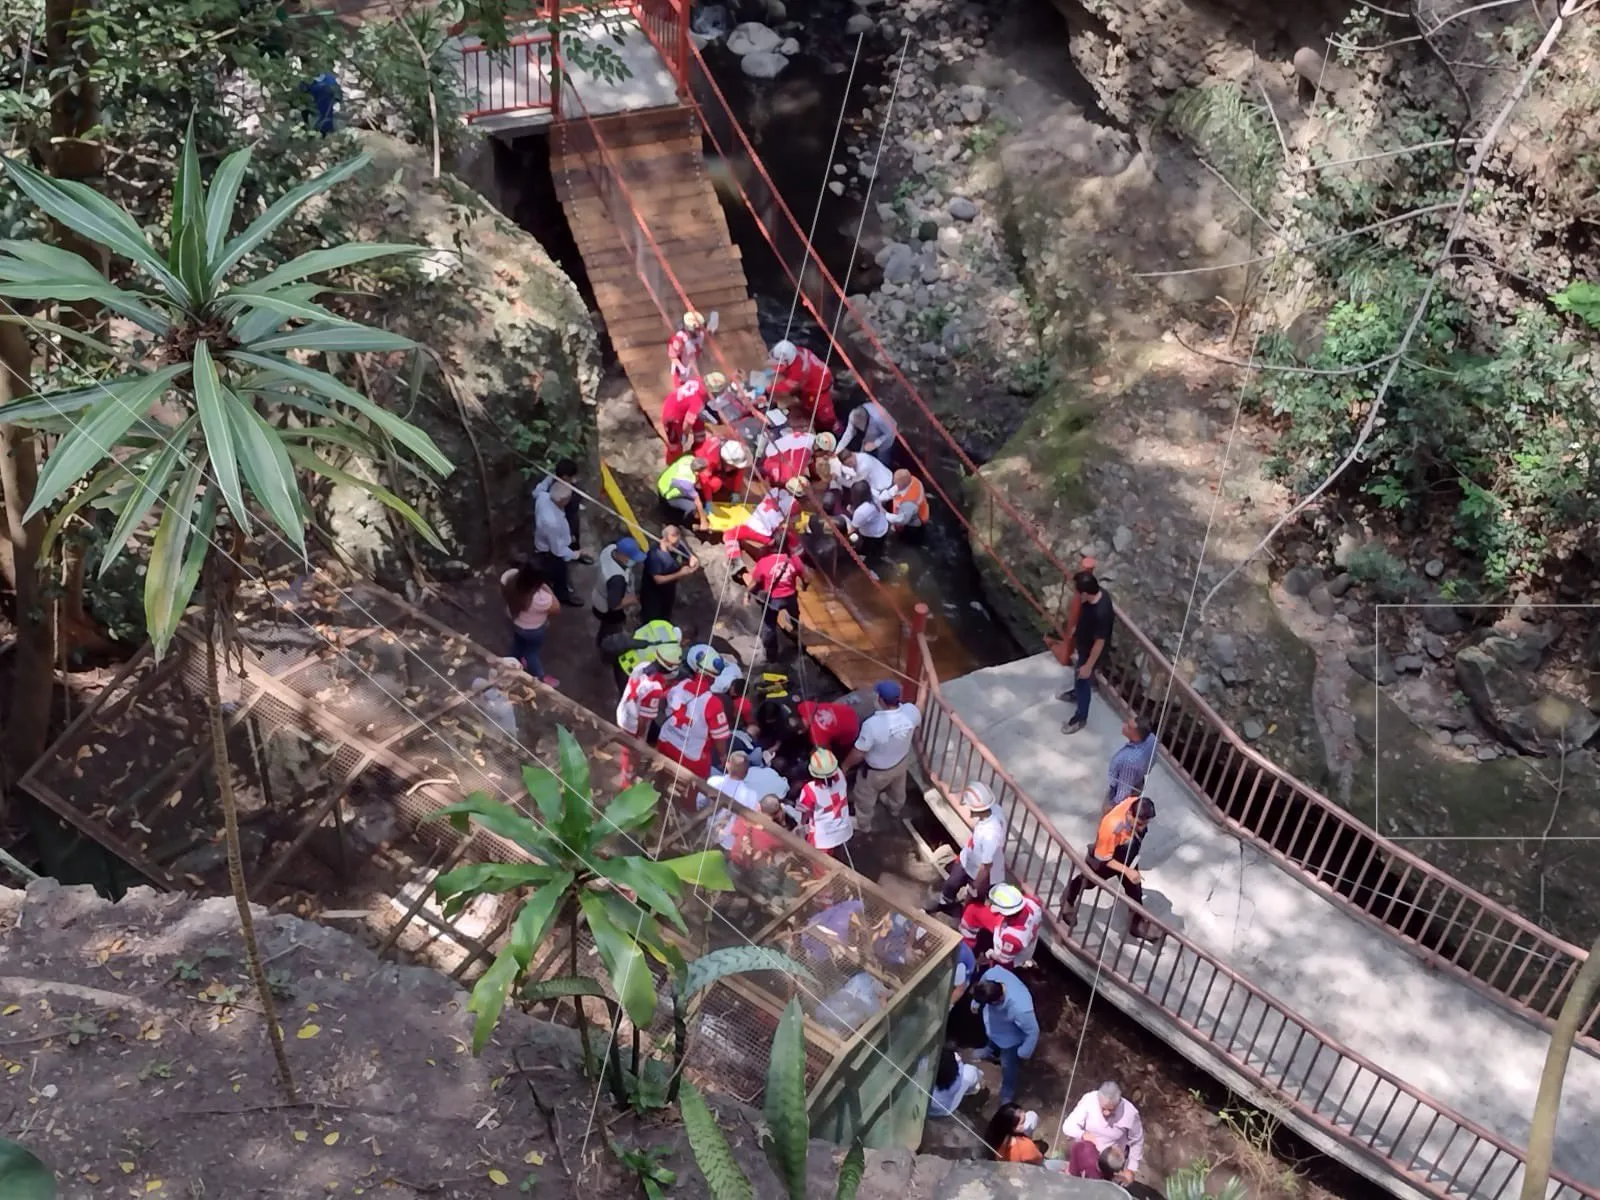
<box><xmin>5</xmin><ymin>290</ymin><xmax>995</xmax><ymax>1148</ymax></box>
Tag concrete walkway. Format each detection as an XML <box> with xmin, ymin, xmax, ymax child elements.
<box><xmin>937</xmin><ymin>652</ymin><xmax>1600</xmax><ymax>1195</ymax></box>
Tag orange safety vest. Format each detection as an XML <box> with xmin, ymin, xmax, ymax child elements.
<box><xmin>892</xmin><ymin>476</ymin><xmax>929</xmax><ymax>524</ymax></box>
<box><xmin>1092</xmin><ymin>794</ymin><xmax>1142</xmax><ymax>860</ymax></box>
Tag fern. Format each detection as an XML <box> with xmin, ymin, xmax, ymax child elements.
<box><xmin>763</xmin><ymin>1000</ymin><xmax>811</xmax><ymax>1200</ymax></box>
<box><xmin>835</xmin><ymin>1141</ymin><xmax>865</xmax><ymax>1200</ymax></box>
<box><xmin>680</xmin><ymin>1082</ymin><xmax>754</xmax><ymax>1200</ymax></box>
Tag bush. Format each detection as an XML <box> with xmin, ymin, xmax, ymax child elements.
<box><xmin>1249</xmin><ymin>262</ymin><xmax>1600</xmax><ymax>590</ymax></box>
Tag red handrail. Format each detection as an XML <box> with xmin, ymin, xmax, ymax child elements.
<box><xmin>553</xmin><ymin>69</ymin><xmax>917</xmax><ymax>652</ymax></box>
<box><xmin>459</xmin><ymin>33</ymin><xmax>556</xmax><ymax>118</ymax></box>
<box><xmin>614</xmin><ymin>4</ymin><xmax>1598</xmax><ymax>1051</ymax></box>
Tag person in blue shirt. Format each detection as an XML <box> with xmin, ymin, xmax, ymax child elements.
<box><xmin>970</xmin><ymin>966</ymin><xmax>1039</xmax><ymax>1106</ymax></box>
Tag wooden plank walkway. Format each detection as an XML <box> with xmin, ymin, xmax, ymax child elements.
<box><xmin>550</xmin><ymin>106</ymin><xmax>920</xmax><ymax>692</ymax></box>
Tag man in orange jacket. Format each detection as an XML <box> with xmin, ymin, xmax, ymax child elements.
<box><xmin>1060</xmin><ymin>794</ymin><xmax>1159</xmax><ymax>941</ymax></box>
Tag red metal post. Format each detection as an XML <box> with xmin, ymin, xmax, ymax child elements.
<box><xmin>548</xmin><ymin>0</ymin><xmax>562</xmax><ymax>116</ymax></box>
<box><xmin>674</xmin><ymin>0</ymin><xmax>690</xmax><ymax>95</ymax></box>
<box><xmin>904</xmin><ymin>603</ymin><xmax>929</xmax><ymax>706</ymax></box>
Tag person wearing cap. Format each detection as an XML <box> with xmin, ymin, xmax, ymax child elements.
<box><xmin>746</xmin><ymin>533</ymin><xmax>807</xmax><ymax>661</ymax></box>
<box><xmin>656</xmin><ymin>644</ymin><xmax>733</xmax><ymax>783</ymax></box>
<box><xmin>837</xmin><ymin>399</ymin><xmax>898</xmax><ymax>460</ymax></box>
<box><xmin>591</xmin><ymin>537</ymin><xmax>646</xmax><ymax>648</ymax></box>
<box><xmin>797</xmin><ymin>748</ymin><xmax>853</xmax><ymax>858</ymax></box>
<box><xmin>962</xmin><ymin>883</ymin><xmax>1043</xmax><ymax>970</ymax></box>
<box><xmin>1061</xmin><ymin>793</ymin><xmax>1159</xmax><ymax>941</ymax></box>
<box><xmin>970</xmin><ymin>966</ymin><xmax>1039</xmax><ymax>1106</ymax></box>
<box><xmin>932</xmin><ymin>779</ymin><xmax>1008</xmax><ymax>912</ymax></box>
<box><xmin>668</xmin><ymin>310</ymin><xmax>707</xmax><ymax>387</ymax></box>
<box><xmin>841</xmin><ymin>679</ymin><xmax>920</xmax><ymax>832</ymax></box>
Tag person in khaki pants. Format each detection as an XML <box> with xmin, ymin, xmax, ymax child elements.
<box><xmin>842</xmin><ymin>680</ymin><xmax>920</xmax><ymax>832</ymax></box>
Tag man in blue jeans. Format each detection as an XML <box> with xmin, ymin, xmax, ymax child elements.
<box><xmin>971</xmin><ymin>967</ymin><xmax>1039</xmax><ymax>1105</ymax></box>
<box><xmin>1058</xmin><ymin>570</ymin><xmax>1115</xmax><ymax>735</ymax></box>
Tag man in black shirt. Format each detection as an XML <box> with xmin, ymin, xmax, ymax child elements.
<box><xmin>640</xmin><ymin>524</ymin><xmax>700</xmax><ymax>624</ymax></box>
<box><xmin>1057</xmin><ymin>570</ymin><xmax>1114</xmax><ymax>735</ymax></box>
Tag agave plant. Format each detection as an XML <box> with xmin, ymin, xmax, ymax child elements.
<box><xmin>0</xmin><ymin>124</ymin><xmax>452</xmax><ymax>654</ymax></box>
<box><xmin>430</xmin><ymin>727</ymin><xmax>737</xmax><ymax>1055</ymax></box>
<box><xmin>679</xmin><ymin>998</ymin><xmax>865</xmax><ymax>1200</ymax></box>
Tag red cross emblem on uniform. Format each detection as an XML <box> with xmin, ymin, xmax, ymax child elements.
<box><xmin>669</xmin><ymin>700</ymin><xmax>692</xmax><ymax>727</ymax></box>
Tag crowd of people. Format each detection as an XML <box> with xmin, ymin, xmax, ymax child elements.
<box><xmin>499</xmin><ymin>309</ymin><xmax>1174</xmax><ymax>1188</ymax></box>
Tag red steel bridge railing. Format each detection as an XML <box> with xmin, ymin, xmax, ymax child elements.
<box><xmin>610</xmin><ymin>8</ymin><xmax>1599</xmax><ymax>1056</ymax></box>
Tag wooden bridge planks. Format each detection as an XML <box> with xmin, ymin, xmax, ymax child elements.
<box><xmin>551</xmin><ymin>105</ymin><xmax>925</xmax><ymax>692</ymax></box>
<box><xmin>550</xmin><ymin>105</ymin><xmax>765</xmax><ymax>430</ymax></box>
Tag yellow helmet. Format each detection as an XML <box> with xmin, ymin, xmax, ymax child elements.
<box><xmin>784</xmin><ymin>477</ymin><xmax>808</xmax><ymax>497</ymax></box>
<box><xmin>808</xmin><ymin>748</ymin><xmax>839</xmax><ymax>778</ymax></box>
<box><xmin>704</xmin><ymin>370</ymin><xmax>728</xmax><ymax>392</ymax></box>
<box><xmin>683</xmin><ymin>311</ymin><xmax>706</xmax><ymax>332</ymax></box>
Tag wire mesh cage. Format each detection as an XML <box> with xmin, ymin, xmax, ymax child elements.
<box><xmin>21</xmin><ymin>567</ymin><xmax>959</xmax><ymax>1147</ymax></box>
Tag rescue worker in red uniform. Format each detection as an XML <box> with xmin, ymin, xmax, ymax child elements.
<box><xmin>797</xmin><ymin>749</ymin><xmax>853</xmax><ymax>860</ymax></box>
<box><xmin>668</xmin><ymin>310</ymin><xmax>707</xmax><ymax>387</ymax></box>
<box><xmin>656</xmin><ymin>644</ymin><xmax>733</xmax><ymax>789</ymax></box>
<box><xmin>697</xmin><ymin>439</ymin><xmax>753</xmax><ymax>505</ymax></box>
<box><xmin>796</xmin><ymin>697</ymin><xmax>861</xmax><ymax>757</ymax></box>
<box><xmin>661</xmin><ymin>376</ymin><xmax>708</xmax><ymax>463</ymax></box>
<box><xmin>768</xmin><ymin>339</ymin><xmax>837</xmax><ymax>433</ymax></box>
<box><xmin>762</xmin><ymin>428</ymin><xmax>834</xmax><ymax>489</ymax></box>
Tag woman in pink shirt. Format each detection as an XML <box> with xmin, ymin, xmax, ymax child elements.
<box><xmin>501</xmin><ymin>564</ymin><xmax>561</xmax><ymax>686</ymax></box>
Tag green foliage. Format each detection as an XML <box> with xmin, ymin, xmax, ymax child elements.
<box><xmin>1165</xmin><ymin>1160</ymin><xmax>1247</xmax><ymax>1200</ymax></box>
<box><xmin>681</xmin><ymin>998</ymin><xmax>863</xmax><ymax>1200</ymax></box>
<box><xmin>0</xmin><ymin>128</ymin><xmax>452</xmax><ymax>653</ymax></box>
<box><xmin>1551</xmin><ymin>281</ymin><xmax>1600</xmax><ymax>329</ymax></box>
<box><xmin>1249</xmin><ymin>263</ymin><xmax>1600</xmax><ymax>590</ymax></box>
<box><xmin>430</xmin><ymin>727</ymin><xmax>736</xmax><ymax>1049</ymax></box>
<box><xmin>607</xmin><ymin>1139</ymin><xmax>677</xmax><ymax>1200</ymax></box>
<box><xmin>0</xmin><ymin>1137</ymin><xmax>56</xmax><ymax>1199</ymax></box>
<box><xmin>445</xmin><ymin>0</ymin><xmax>633</xmax><ymax>82</ymax></box>
<box><xmin>1171</xmin><ymin>84</ymin><xmax>1280</xmax><ymax>210</ymax></box>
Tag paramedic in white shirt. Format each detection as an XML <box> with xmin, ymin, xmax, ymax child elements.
<box><xmin>841</xmin><ymin>679</ymin><xmax>920</xmax><ymax>831</ymax></box>
<box><xmin>932</xmin><ymin>780</ymin><xmax>1007</xmax><ymax>911</ymax></box>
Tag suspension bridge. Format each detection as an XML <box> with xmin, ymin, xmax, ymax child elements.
<box><xmin>451</xmin><ymin>6</ymin><xmax>1600</xmax><ymax>1198</ymax></box>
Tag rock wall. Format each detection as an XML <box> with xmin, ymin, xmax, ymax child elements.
<box><xmin>0</xmin><ymin>881</ymin><xmax>1122</xmax><ymax>1200</ymax></box>
<box><xmin>322</xmin><ymin>132</ymin><xmax>601</xmax><ymax>586</ymax></box>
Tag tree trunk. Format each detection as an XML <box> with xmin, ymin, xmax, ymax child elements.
<box><xmin>1520</xmin><ymin>936</ymin><xmax>1600</xmax><ymax>1200</ymax></box>
<box><xmin>44</xmin><ymin>0</ymin><xmax>107</xmax><ymax>305</ymax></box>
<box><xmin>205</xmin><ymin>585</ymin><xmax>297</xmax><ymax>1103</ymax></box>
<box><xmin>0</xmin><ymin>322</ymin><xmax>54</xmax><ymax>792</ymax></box>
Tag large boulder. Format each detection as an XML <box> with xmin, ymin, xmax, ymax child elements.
<box><xmin>321</xmin><ymin>132</ymin><xmax>600</xmax><ymax>586</ymax></box>
<box><xmin>727</xmin><ymin>20</ymin><xmax>782</xmax><ymax>55</ymax></box>
<box><xmin>1454</xmin><ymin>629</ymin><xmax>1600</xmax><ymax>755</ymax></box>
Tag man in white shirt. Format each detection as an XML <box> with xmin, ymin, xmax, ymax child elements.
<box><xmin>841</xmin><ymin>679</ymin><xmax>920</xmax><ymax>832</ymax></box>
<box><xmin>1061</xmin><ymin>1081</ymin><xmax>1143</xmax><ymax>1185</ymax></box>
<box><xmin>832</xmin><ymin>449</ymin><xmax>895</xmax><ymax>502</ymax></box>
<box><xmin>534</xmin><ymin>481</ymin><xmax>586</xmax><ymax>603</ymax></box>
<box><xmin>932</xmin><ymin>780</ymin><xmax>1006</xmax><ymax>911</ymax></box>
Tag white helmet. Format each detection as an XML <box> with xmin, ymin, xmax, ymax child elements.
<box><xmin>784</xmin><ymin>477</ymin><xmax>808</xmax><ymax>497</ymax></box>
<box><xmin>961</xmin><ymin>780</ymin><xmax>996</xmax><ymax>812</ymax></box>
<box><xmin>703</xmin><ymin>370</ymin><xmax>728</xmax><ymax>393</ymax></box>
<box><xmin>683</xmin><ymin>310</ymin><xmax>706</xmax><ymax>332</ymax></box>
<box><xmin>813</xmin><ymin>431</ymin><xmax>837</xmax><ymax>455</ymax></box>
<box><xmin>988</xmin><ymin>884</ymin><xmax>1025</xmax><ymax>915</ymax></box>
<box><xmin>720</xmin><ymin>440</ymin><xmax>751</xmax><ymax>469</ymax></box>
<box><xmin>769</xmin><ymin>340</ymin><xmax>798</xmax><ymax>366</ymax></box>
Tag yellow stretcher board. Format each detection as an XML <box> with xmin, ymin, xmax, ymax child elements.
<box><xmin>705</xmin><ymin>503</ymin><xmax>811</xmax><ymax>534</ymax></box>
<box><xmin>600</xmin><ymin>460</ymin><xmax>649</xmax><ymax>548</ymax></box>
